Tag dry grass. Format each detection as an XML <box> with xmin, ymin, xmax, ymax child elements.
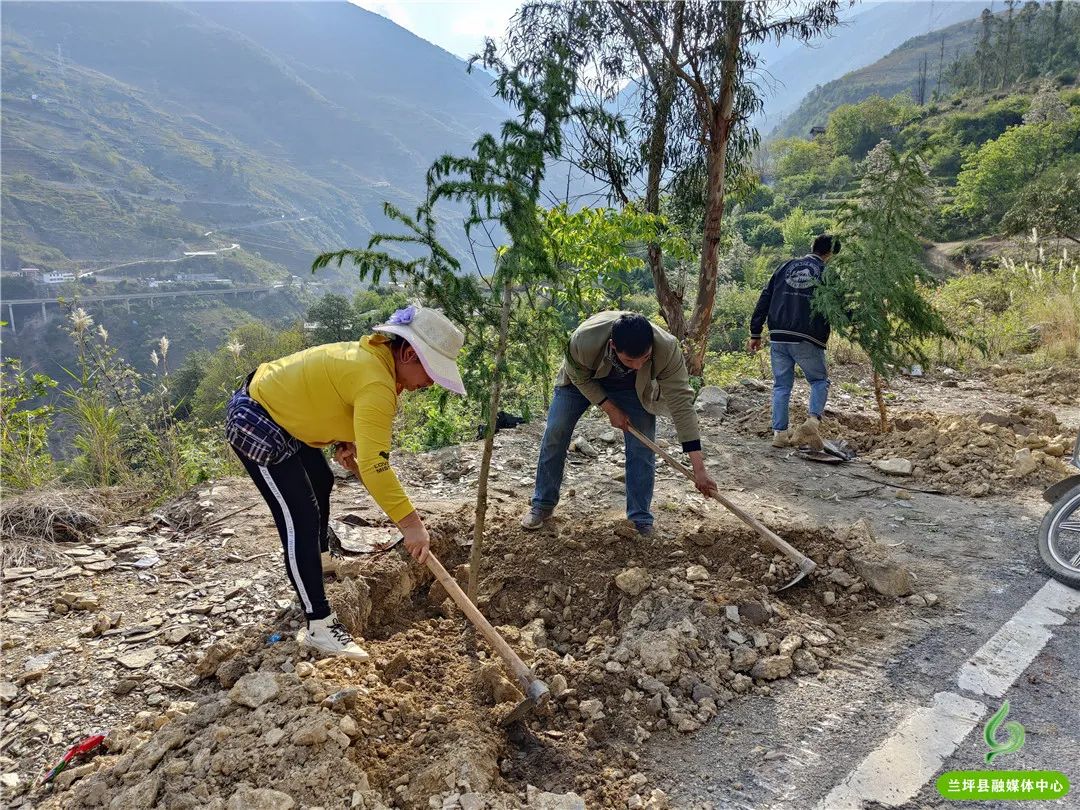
<box><xmin>0</xmin><ymin>487</ymin><xmax>144</xmax><ymax>568</ymax></box>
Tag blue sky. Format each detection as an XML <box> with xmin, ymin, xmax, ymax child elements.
<box><xmin>351</xmin><ymin>0</ymin><xmax>521</xmax><ymax>59</ymax></box>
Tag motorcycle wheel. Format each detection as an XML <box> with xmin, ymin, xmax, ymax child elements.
<box><xmin>1038</xmin><ymin>483</ymin><xmax>1080</xmax><ymax>589</ymax></box>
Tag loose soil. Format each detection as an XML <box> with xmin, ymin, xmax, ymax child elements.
<box><xmin>1</xmin><ymin>363</ymin><xmax>1076</xmax><ymax>809</ymax></box>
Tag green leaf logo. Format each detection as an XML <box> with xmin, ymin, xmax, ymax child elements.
<box><xmin>984</xmin><ymin>700</ymin><xmax>1025</xmax><ymax>764</ymax></box>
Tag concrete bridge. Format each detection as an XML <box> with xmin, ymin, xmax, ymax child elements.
<box><xmin>2</xmin><ymin>283</ymin><xmax>286</xmax><ymax>334</ymax></box>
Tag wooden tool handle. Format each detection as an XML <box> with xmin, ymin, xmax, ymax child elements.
<box><xmin>424</xmin><ymin>551</ymin><xmax>535</xmax><ymax>689</ymax></box>
<box><xmin>625</xmin><ymin>425</ymin><xmax>815</xmax><ymax>571</ymax></box>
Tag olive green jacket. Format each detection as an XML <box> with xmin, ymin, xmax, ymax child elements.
<box><xmin>555</xmin><ymin>311</ymin><xmax>701</xmax><ymax>450</ymax></box>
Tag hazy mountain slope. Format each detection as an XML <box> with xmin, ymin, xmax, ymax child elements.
<box><xmin>759</xmin><ymin>1</ymin><xmax>985</xmax><ymax>136</ymax></box>
<box><xmin>772</xmin><ymin>11</ymin><xmax>988</xmax><ymax>139</ymax></box>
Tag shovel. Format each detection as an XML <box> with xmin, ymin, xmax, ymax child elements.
<box><xmin>423</xmin><ymin>550</ymin><xmax>550</xmax><ymax>725</ymax></box>
<box><xmin>625</xmin><ymin>425</ymin><xmax>816</xmax><ymax>590</ymax></box>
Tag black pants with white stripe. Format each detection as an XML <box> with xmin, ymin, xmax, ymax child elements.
<box><xmin>235</xmin><ymin>444</ymin><xmax>334</xmax><ymax>621</ymax></box>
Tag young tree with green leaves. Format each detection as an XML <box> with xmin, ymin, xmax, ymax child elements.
<box><xmin>506</xmin><ymin>0</ymin><xmax>843</xmax><ymax>375</ymax></box>
<box><xmin>813</xmin><ymin>141</ymin><xmax>953</xmax><ymax>432</ymax></box>
<box><xmin>315</xmin><ymin>43</ymin><xmax>584</xmax><ymax>599</ymax></box>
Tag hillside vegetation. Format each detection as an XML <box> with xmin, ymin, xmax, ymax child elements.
<box><xmin>774</xmin><ymin>0</ymin><xmax>1080</xmax><ymax>139</ymax></box>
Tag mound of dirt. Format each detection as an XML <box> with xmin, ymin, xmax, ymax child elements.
<box><xmin>982</xmin><ymin>365</ymin><xmax>1080</xmax><ymax>407</ymax></box>
<box><xmin>731</xmin><ymin>383</ymin><xmax>1073</xmax><ymax>497</ymax></box>
<box><xmin>839</xmin><ymin>406</ymin><xmax>1073</xmax><ymax>497</ymax></box>
<box><xmin>31</xmin><ymin>500</ymin><xmax>924</xmax><ymax>809</ymax></box>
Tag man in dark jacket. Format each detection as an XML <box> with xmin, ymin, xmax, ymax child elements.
<box><xmin>747</xmin><ymin>234</ymin><xmax>840</xmax><ymax>451</ymax></box>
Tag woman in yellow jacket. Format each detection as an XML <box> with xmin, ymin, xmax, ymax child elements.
<box><xmin>225</xmin><ymin>305</ymin><xmax>465</xmax><ymax>659</ymax></box>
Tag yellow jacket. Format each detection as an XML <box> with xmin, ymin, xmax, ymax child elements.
<box><xmin>248</xmin><ymin>335</ymin><xmax>414</xmax><ymax>522</ymax></box>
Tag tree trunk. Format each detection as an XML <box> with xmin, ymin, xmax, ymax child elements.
<box><xmin>644</xmin><ymin>6</ymin><xmax>685</xmax><ymax>339</ymax></box>
<box><xmin>873</xmin><ymin>371</ymin><xmax>890</xmax><ymax>434</ymax></box>
<box><xmin>685</xmin><ymin>0</ymin><xmax>743</xmax><ymax>376</ymax></box>
<box><xmin>468</xmin><ymin>281</ymin><xmax>512</xmax><ymax>601</ymax></box>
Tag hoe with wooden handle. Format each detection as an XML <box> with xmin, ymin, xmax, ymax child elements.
<box><xmin>424</xmin><ymin>550</ymin><xmax>550</xmax><ymax>725</ymax></box>
<box><xmin>625</xmin><ymin>424</ymin><xmax>816</xmax><ymax>590</ymax></box>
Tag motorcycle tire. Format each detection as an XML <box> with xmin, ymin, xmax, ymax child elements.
<box><xmin>1038</xmin><ymin>482</ymin><xmax>1080</xmax><ymax>589</ymax></box>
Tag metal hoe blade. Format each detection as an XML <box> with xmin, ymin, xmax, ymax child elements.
<box><xmin>777</xmin><ymin>559</ymin><xmax>817</xmax><ymax>591</ymax></box>
<box><xmin>499</xmin><ymin>679</ymin><xmax>551</xmax><ymax>727</ymax></box>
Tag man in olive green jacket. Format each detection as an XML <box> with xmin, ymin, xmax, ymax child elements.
<box><xmin>522</xmin><ymin>312</ymin><xmax>717</xmax><ymax>536</ymax></box>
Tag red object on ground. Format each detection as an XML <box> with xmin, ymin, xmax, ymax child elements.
<box><xmin>40</xmin><ymin>734</ymin><xmax>106</xmax><ymax>785</ymax></box>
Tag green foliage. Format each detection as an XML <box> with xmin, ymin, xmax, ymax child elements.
<box><xmin>306</xmin><ymin>293</ymin><xmax>360</xmax><ymax>344</ymax></box>
<box><xmin>706</xmin><ymin>284</ymin><xmax>760</xmax><ymax>353</ymax></box>
<box><xmin>739</xmin><ymin>214</ymin><xmax>783</xmax><ymax>250</ymax></box>
<box><xmin>814</xmin><ymin>142</ymin><xmax>954</xmax><ymax>379</ymax></box>
<box><xmin>1001</xmin><ymin>157</ymin><xmax>1080</xmax><ymax>244</ymax></box>
<box><xmin>0</xmin><ymin>359</ymin><xmax>58</xmax><ymax>490</ymax></box>
<box><xmin>191</xmin><ymin>321</ymin><xmax>306</xmax><ymax>424</ymax></box>
<box><xmin>701</xmin><ymin>350</ymin><xmax>767</xmax><ymax>389</ymax></box>
<box><xmin>780</xmin><ymin>206</ymin><xmax>816</xmax><ymax>256</ymax></box>
<box><xmin>953</xmin><ymin>109</ymin><xmax>1080</xmax><ymax>227</ymax></box>
<box><xmin>539</xmin><ymin>204</ymin><xmax>691</xmax><ymax>312</ymax></box>
<box><xmin>826</xmin><ymin>95</ymin><xmax>919</xmax><ymax>160</ymax></box>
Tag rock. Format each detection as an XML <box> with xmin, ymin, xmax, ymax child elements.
<box><xmin>550</xmin><ymin>674</ymin><xmax>568</xmax><ymax>697</ymax></box>
<box><xmin>635</xmin><ymin>629</ymin><xmax>681</xmax><ymax>674</ymax></box>
<box><xmin>643</xmin><ymin>788</ymin><xmax>670</xmax><ymax>809</ymax></box>
<box><xmin>852</xmin><ymin>556</ymin><xmax>914</xmax><ymax>597</ymax></box>
<box><xmin>730</xmin><ymin>674</ymin><xmax>752</xmax><ymax>693</ymax></box>
<box><xmin>737</xmin><ymin>601</ymin><xmax>770</xmax><ymax>627</ymax></box>
<box><xmin>117</xmin><ymin>647</ymin><xmax>165</xmax><ymax>670</ymax></box>
<box><xmin>295</xmin><ymin>661</ymin><xmax>315</xmax><ymax>678</ymax></box>
<box><xmin>519</xmin><ymin>618</ymin><xmax>548</xmax><ymax>651</ymax></box>
<box><xmin>691</xmin><ymin>683</ymin><xmax>717</xmax><ymax>703</ymax></box>
<box><xmin>600</xmin><ymin>430</ymin><xmax>619</xmax><ymax>444</ymax></box>
<box><xmin>923</xmin><ymin>592</ymin><xmax>939</xmax><ymax>607</ymax></box>
<box><xmin>731</xmin><ymin>646</ymin><xmax>758</xmax><ymax>673</ymax></box>
<box><xmin>1</xmin><ymin>773</ymin><xmax>19</xmax><ymax>789</ymax></box>
<box><xmin>750</xmin><ymin>655</ymin><xmax>793</xmax><ymax>681</ymax></box>
<box><xmin>827</xmin><ymin>569</ymin><xmax>856</xmax><ymax>588</ymax></box>
<box><xmin>228</xmin><ymin>672</ymin><xmax>279</xmax><ymax>709</ymax></box>
<box><xmin>526</xmin><ymin>786</ymin><xmax>586</xmax><ymax>809</ymax></box>
<box><xmin>871</xmin><ymin>458</ymin><xmax>912</xmax><ymax>476</ymax></box>
<box><xmin>792</xmin><ymin>648</ymin><xmax>820</xmax><ymax>675</ymax></box>
<box><xmin>740</xmin><ymin>378</ymin><xmax>769</xmax><ymax>392</ymax></box>
<box><xmin>685</xmin><ymin>565</ymin><xmax>709</xmax><ymax>582</ymax></box>
<box><xmin>1013</xmin><ymin>448</ymin><xmax>1038</xmax><ymax>477</ymax></box>
<box><xmin>822</xmin><ymin>591</ymin><xmax>836</xmax><ymax>606</ymax></box>
<box><xmin>339</xmin><ymin>716</ymin><xmax>359</xmax><ymax>738</ymax></box>
<box><xmin>164</xmin><ymin>626</ymin><xmax>192</xmax><ymax>645</ymax></box>
<box><xmin>571</xmin><ymin>436</ymin><xmax>600</xmax><ymax>458</ymax></box>
<box><xmin>292</xmin><ymin>720</ymin><xmax>328</xmax><ymax>746</ymax></box>
<box><xmin>615</xmin><ymin>567</ymin><xmax>650</xmax><ymax>597</ymax></box>
<box><xmin>1045</xmin><ymin>442</ymin><xmax>1066</xmax><ymax>457</ymax></box>
<box><xmin>0</xmin><ymin>681</ymin><xmax>16</xmax><ymax>703</ymax></box>
<box><xmin>109</xmin><ymin>773</ymin><xmax>162</xmax><ymax>809</ymax></box>
<box><xmin>217</xmin><ymin>658</ymin><xmax>249</xmax><ymax>689</ymax></box>
<box><xmin>778</xmin><ymin>634</ymin><xmax>802</xmax><ymax>657</ymax></box>
<box><xmin>578</xmin><ymin>698</ymin><xmax>605</xmax><ymax>721</ymax></box>
<box><xmin>694</xmin><ymin>387</ymin><xmax>729</xmax><ymax>418</ymax></box>
<box><xmin>194</xmin><ymin>641</ymin><xmax>237</xmax><ymax>678</ymax></box>
<box><xmin>227</xmin><ymin>786</ymin><xmax>296</xmax><ymax>810</ymax></box>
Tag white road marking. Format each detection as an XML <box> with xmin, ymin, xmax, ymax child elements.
<box><xmin>818</xmin><ymin>692</ymin><xmax>986</xmax><ymax>810</ymax></box>
<box><xmin>957</xmin><ymin>579</ymin><xmax>1080</xmax><ymax>698</ymax></box>
<box><xmin>816</xmin><ymin>579</ymin><xmax>1080</xmax><ymax>809</ymax></box>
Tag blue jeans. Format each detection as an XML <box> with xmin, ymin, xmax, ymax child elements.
<box><xmin>770</xmin><ymin>342</ymin><xmax>830</xmax><ymax>431</ymax></box>
<box><xmin>531</xmin><ymin>384</ymin><xmax>657</xmax><ymax>528</ymax></box>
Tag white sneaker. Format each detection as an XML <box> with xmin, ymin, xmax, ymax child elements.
<box><xmin>301</xmin><ymin>613</ymin><xmax>370</xmax><ymax>661</ymax></box>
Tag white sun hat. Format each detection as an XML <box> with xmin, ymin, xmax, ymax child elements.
<box><xmin>374</xmin><ymin>304</ymin><xmax>466</xmax><ymax>395</ymax></box>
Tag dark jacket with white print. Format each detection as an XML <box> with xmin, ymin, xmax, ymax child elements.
<box><xmin>749</xmin><ymin>254</ymin><xmax>830</xmax><ymax>348</ymax></box>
